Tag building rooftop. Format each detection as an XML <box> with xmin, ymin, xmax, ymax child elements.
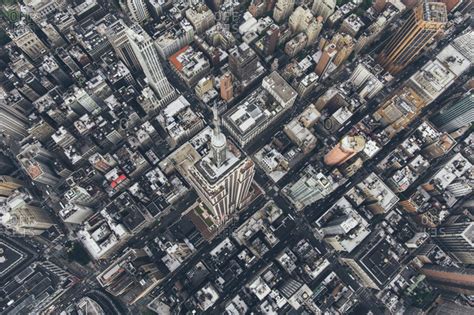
<box><xmin>262</xmin><ymin>72</ymin><xmax>297</xmax><ymax>106</ymax></box>
<box><xmin>169</xmin><ymin>46</ymin><xmax>210</xmax><ymax>83</ymax></box>
<box><xmin>343</xmin><ymin>14</ymin><xmax>365</xmax><ymax>32</ymax></box>
<box><xmin>410</xmin><ymin>60</ymin><xmax>457</xmax><ymax>101</ymax></box>
<box><xmin>357</xmin><ymin>237</ymin><xmax>402</xmax><ymax>288</ymax></box>
<box><xmin>317</xmin><ymin>197</ymin><xmax>371</xmax><ymax>253</ymax></box>
<box><xmin>422</xmin><ymin>1</ymin><xmax>447</xmax><ymax>23</ymax></box>
<box><xmin>353</xmin><ymin>173</ymin><xmax>399</xmax><ymax>212</ymax></box>
<box><xmin>436</xmin><ymin>39</ymin><xmax>472</xmax><ymax>77</ymax></box>
<box><xmin>194</xmin><ymin>141</ymin><xmax>241</xmax><ymax>184</ymax></box>
<box><xmin>426</xmin><ymin>152</ymin><xmax>471</xmax><ymax>190</ymax></box>
<box><xmin>157</xmin><ymin>95</ymin><xmax>204</xmax><ymax>144</ymax></box>
<box><xmin>223</xmin><ymin>73</ymin><xmax>296</xmax><ymax>143</ymax></box>
<box><xmin>450</xmin><ymin>30</ymin><xmax>474</xmax><ymax>62</ymax></box>
<box><xmin>0</xmin><ymin>236</ymin><xmax>34</xmax><ymax>282</ymax></box>
<box><xmin>78</xmin><ymin>210</ymin><xmax>130</xmax><ymax>260</ymax></box>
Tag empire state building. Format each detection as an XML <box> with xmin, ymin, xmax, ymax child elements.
<box><xmin>184</xmin><ymin>108</ymin><xmax>255</xmax><ymax>225</ymax></box>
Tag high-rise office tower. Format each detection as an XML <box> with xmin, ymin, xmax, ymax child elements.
<box><xmin>23</xmin><ymin>72</ymin><xmax>48</xmax><ymax>96</ymax></box>
<box><xmin>64</xmin><ymin>185</ymin><xmax>101</xmax><ymax>207</ymax></box>
<box><xmin>377</xmin><ymin>0</ymin><xmax>447</xmax><ymax>74</ymax></box>
<box><xmin>7</xmin><ymin>23</ymin><xmax>48</xmax><ymax>62</ymax></box>
<box><xmin>39</xmin><ymin>21</ymin><xmax>65</xmax><ymax>47</ymax></box>
<box><xmin>127</xmin><ymin>28</ymin><xmax>176</xmax><ymax>105</ymax></box>
<box><xmin>312</xmin><ymin>0</ymin><xmax>336</xmax><ymax>22</ymax></box>
<box><xmin>220</xmin><ymin>73</ymin><xmax>233</xmax><ymax>101</ymax></box>
<box><xmin>421</xmin><ymin>133</ymin><xmax>455</xmax><ymax>160</ymax></box>
<box><xmin>184</xmin><ymin>108</ymin><xmax>255</xmax><ymax>225</ymax></box>
<box><xmin>42</xmin><ymin>55</ymin><xmax>73</xmax><ymax>88</ymax></box>
<box><xmin>315</xmin><ymin>43</ymin><xmax>337</xmax><ymax>77</ymax></box>
<box><xmin>0</xmin><ymin>176</ymin><xmax>23</xmax><ymax>197</ymax></box>
<box><xmin>59</xmin><ymin>203</ymin><xmax>94</xmax><ymax>224</ymax></box>
<box><xmin>228</xmin><ymin>43</ymin><xmax>259</xmax><ymax>82</ymax></box>
<box><xmin>264</xmin><ymin>24</ymin><xmax>280</xmax><ymax>55</ymax></box>
<box><xmin>0</xmin><ymin>192</ymin><xmax>54</xmax><ymax>235</ymax></box>
<box><xmin>420</xmin><ymin>264</ymin><xmax>474</xmax><ymax>295</ymax></box>
<box><xmin>430</xmin><ymin>221</ymin><xmax>474</xmax><ymax>264</ymax></box>
<box><xmin>185</xmin><ymin>3</ymin><xmax>216</xmax><ymax>34</ymax></box>
<box><xmin>0</xmin><ymin>104</ymin><xmax>29</xmax><ymax>140</ymax></box>
<box><xmin>430</xmin><ymin>92</ymin><xmax>474</xmax><ymax>132</ymax></box>
<box><xmin>17</xmin><ymin>141</ymin><xmax>60</xmax><ymax>186</ymax></box>
<box><xmin>324</xmin><ymin>135</ymin><xmax>366</xmax><ymax>166</ymax></box>
<box><xmin>107</xmin><ymin>21</ymin><xmax>142</xmax><ymax>73</ymax></box>
<box><xmin>331</xmin><ymin>33</ymin><xmax>355</xmax><ymax>66</ymax></box>
<box><xmin>446</xmin><ymin>179</ymin><xmax>473</xmax><ymax>197</ymax></box>
<box><xmin>273</xmin><ymin>0</ymin><xmax>295</xmax><ymax>23</ymax></box>
<box><xmin>289</xmin><ymin>7</ymin><xmax>323</xmax><ymax>46</ymax></box>
<box><xmin>64</xmin><ymin>88</ymin><xmax>101</xmax><ymax>115</ymax></box>
<box><xmin>249</xmin><ymin>0</ymin><xmax>267</xmax><ymax>17</ymax></box>
<box><xmin>321</xmin><ymin>214</ymin><xmax>359</xmax><ymax>236</ymax></box>
<box><xmin>127</xmin><ymin>0</ymin><xmax>150</xmax><ymax>24</ymax></box>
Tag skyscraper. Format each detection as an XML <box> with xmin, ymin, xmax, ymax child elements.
<box><xmin>430</xmin><ymin>92</ymin><xmax>474</xmax><ymax>132</ymax></box>
<box><xmin>127</xmin><ymin>28</ymin><xmax>176</xmax><ymax>106</ymax></box>
<box><xmin>289</xmin><ymin>6</ymin><xmax>322</xmax><ymax>46</ymax></box>
<box><xmin>420</xmin><ymin>264</ymin><xmax>474</xmax><ymax>295</ymax></box>
<box><xmin>8</xmin><ymin>23</ymin><xmax>48</xmax><ymax>62</ymax></box>
<box><xmin>377</xmin><ymin>0</ymin><xmax>447</xmax><ymax>74</ymax></box>
<box><xmin>315</xmin><ymin>43</ymin><xmax>337</xmax><ymax>77</ymax></box>
<box><xmin>17</xmin><ymin>141</ymin><xmax>60</xmax><ymax>186</ymax></box>
<box><xmin>106</xmin><ymin>21</ymin><xmax>143</xmax><ymax>73</ymax></box>
<box><xmin>430</xmin><ymin>221</ymin><xmax>474</xmax><ymax>264</ymax></box>
<box><xmin>228</xmin><ymin>43</ymin><xmax>259</xmax><ymax>82</ymax></box>
<box><xmin>321</xmin><ymin>214</ymin><xmax>359</xmax><ymax>236</ymax></box>
<box><xmin>184</xmin><ymin>108</ymin><xmax>255</xmax><ymax>225</ymax></box>
<box><xmin>264</xmin><ymin>24</ymin><xmax>280</xmax><ymax>55</ymax></box>
<box><xmin>446</xmin><ymin>179</ymin><xmax>473</xmax><ymax>197</ymax></box>
<box><xmin>0</xmin><ymin>192</ymin><xmax>54</xmax><ymax>235</ymax></box>
<box><xmin>59</xmin><ymin>203</ymin><xmax>94</xmax><ymax>224</ymax></box>
<box><xmin>0</xmin><ymin>176</ymin><xmax>23</xmax><ymax>197</ymax></box>
<box><xmin>0</xmin><ymin>104</ymin><xmax>29</xmax><ymax>140</ymax></box>
<box><xmin>312</xmin><ymin>0</ymin><xmax>336</xmax><ymax>22</ymax></box>
<box><xmin>324</xmin><ymin>135</ymin><xmax>366</xmax><ymax>166</ymax></box>
<box><xmin>127</xmin><ymin>0</ymin><xmax>150</xmax><ymax>24</ymax></box>
<box><xmin>273</xmin><ymin>0</ymin><xmax>295</xmax><ymax>23</ymax></box>
<box><xmin>220</xmin><ymin>73</ymin><xmax>233</xmax><ymax>101</ymax></box>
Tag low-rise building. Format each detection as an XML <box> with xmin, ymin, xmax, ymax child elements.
<box><xmin>283</xmin><ymin>165</ymin><xmax>337</xmax><ymax>210</ymax></box>
<box><xmin>223</xmin><ymin>72</ymin><xmax>297</xmax><ymax>147</ymax></box>
<box><xmin>169</xmin><ymin>46</ymin><xmax>211</xmax><ymax>87</ymax></box>
<box><xmin>316</xmin><ymin>197</ymin><xmax>371</xmax><ymax>252</ymax></box>
<box><xmin>157</xmin><ymin>95</ymin><xmax>205</xmax><ymax>148</ymax></box>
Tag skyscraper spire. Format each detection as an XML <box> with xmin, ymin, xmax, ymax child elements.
<box><xmin>211</xmin><ymin>103</ymin><xmax>227</xmax><ymax>167</ymax></box>
<box><xmin>213</xmin><ymin>103</ymin><xmax>221</xmax><ymax>136</ymax></box>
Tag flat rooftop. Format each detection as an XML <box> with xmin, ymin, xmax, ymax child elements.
<box><xmin>356</xmin><ymin>173</ymin><xmax>399</xmax><ymax>211</ymax></box>
<box><xmin>224</xmin><ymin>87</ymin><xmax>277</xmax><ymax>137</ymax></box>
<box><xmin>422</xmin><ymin>1</ymin><xmax>447</xmax><ymax>23</ymax></box>
<box><xmin>450</xmin><ymin>30</ymin><xmax>474</xmax><ymax>62</ymax></box>
<box><xmin>436</xmin><ymin>40</ymin><xmax>472</xmax><ymax>77</ymax></box>
<box><xmin>358</xmin><ymin>238</ymin><xmax>401</xmax><ymax>287</ymax></box>
<box><xmin>0</xmin><ymin>237</ymin><xmax>31</xmax><ymax>280</ymax></box>
<box><xmin>262</xmin><ymin>71</ymin><xmax>298</xmax><ymax>105</ymax></box>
